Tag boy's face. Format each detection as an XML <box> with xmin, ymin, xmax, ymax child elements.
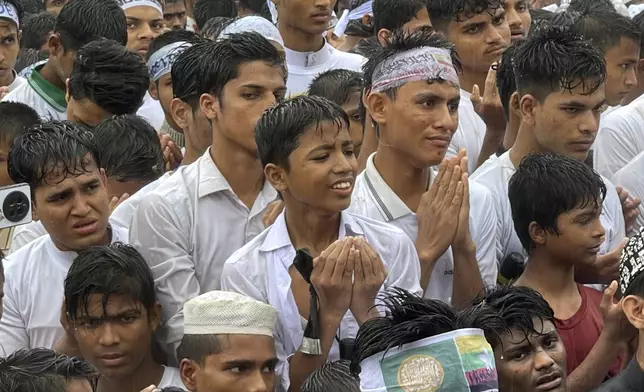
<box><xmin>202</xmin><ymin>60</ymin><xmax>286</xmax><ymax>155</ymax></box>
<box><xmin>369</xmin><ymin>80</ymin><xmax>460</xmax><ymax>168</ymax></box>
<box><xmin>524</xmin><ymin>82</ymin><xmax>606</xmax><ymax>161</ymax></box>
<box><xmin>278</xmin><ymin>120</ymin><xmax>357</xmax><ymax>214</ymax></box>
<box><xmin>33</xmin><ymin>157</ymin><xmax>111</xmax><ymax>252</ymax></box>
<box><xmin>503</xmin><ymin>0</ymin><xmax>531</xmax><ymax>41</ymax></box>
<box><xmin>0</xmin><ymin>19</ymin><xmax>19</xmax><ymax>87</ymax></box>
<box><xmin>181</xmin><ymin>335</ymin><xmax>278</xmax><ymax>392</ymax></box>
<box><xmin>71</xmin><ymin>293</ymin><xmax>161</xmax><ymax>380</ymax></box>
<box><xmin>164</xmin><ymin>1</ymin><xmax>188</xmax><ymax>30</ymax></box>
<box><xmin>274</xmin><ymin>0</ymin><xmax>337</xmax><ymax>36</ymax></box>
<box><xmin>494</xmin><ymin>318</ymin><xmax>567</xmax><ymax>392</ymax></box>
<box><xmin>540</xmin><ymin>202</ymin><xmax>606</xmax><ymax>265</ymax></box>
<box><xmin>341</xmin><ymin>91</ymin><xmax>364</xmax><ymax>157</ymax></box>
<box><xmin>446</xmin><ymin>7</ymin><xmax>510</xmax><ymax>76</ymax></box>
<box><xmin>125</xmin><ymin>6</ymin><xmax>165</xmax><ymax>57</ymax></box>
<box><xmin>603</xmin><ymin>37</ymin><xmax>640</xmax><ymax>106</ymax></box>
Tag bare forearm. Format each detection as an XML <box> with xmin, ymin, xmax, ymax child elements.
<box><xmin>566</xmin><ymin>334</ymin><xmax>621</xmax><ymax>392</ymax></box>
<box><xmin>476</xmin><ymin>129</ymin><xmax>505</xmax><ymax>169</ymax></box>
<box><xmin>416</xmin><ymin>244</ymin><xmax>440</xmax><ymax>292</ymax></box>
<box><xmin>451</xmin><ymin>246</ymin><xmax>484</xmax><ymax>308</ymax></box>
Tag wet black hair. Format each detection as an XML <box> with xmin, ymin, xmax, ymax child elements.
<box><xmin>567</xmin><ymin>0</ymin><xmax>617</xmax><ymax>13</ymax></box>
<box><xmin>8</xmin><ymin>120</ymin><xmax>99</xmax><ymax>197</ymax></box>
<box><xmin>0</xmin><ymin>348</ymin><xmax>98</xmax><ymax>392</ymax></box>
<box><xmin>64</xmin><ymin>242</ymin><xmax>157</xmax><ymax>320</ymax></box>
<box><xmin>21</xmin><ymin>0</ymin><xmax>45</xmax><ymax>14</ymax></box>
<box><xmin>496</xmin><ymin>39</ymin><xmax>523</xmax><ymax>118</ymax></box>
<box><xmin>176</xmin><ymin>334</ymin><xmax>222</xmax><ymax>365</ymax></box>
<box><xmin>513</xmin><ymin>24</ymin><xmax>606</xmax><ymax>102</ymax></box>
<box><xmin>508</xmin><ymin>152</ymin><xmax>607</xmax><ymax>252</ymax></box>
<box><xmin>309</xmin><ymin>69</ymin><xmax>363</xmax><ymax>107</ymax></box>
<box><xmin>427</xmin><ymin>0</ymin><xmax>504</xmax><ymax>34</ymax></box>
<box><xmin>69</xmin><ymin>39</ymin><xmax>149</xmax><ymax>117</ymax></box>
<box><xmin>55</xmin><ymin>0</ymin><xmax>128</xmax><ymax>52</ymax></box>
<box><xmin>194</xmin><ymin>0</ymin><xmax>237</xmax><ymax>30</ymax></box>
<box><xmin>238</xmin><ymin>0</ymin><xmax>271</xmax><ymax>19</ymax></box>
<box><xmin>529</xmin><ymin>8</ymin><xmax>553</xmax><ymax>35</ymax></box>
<box><xmin>146</xmin><ymin>29</ymin><xmax>200</xmax><ymax>62</ymax></box>
<box><xmin>0</xmin><ymin>102</ymin><xmax>41</xmax><ymax>147</ymax></box>
<box><xmin>301</xmin><ymin>360</ymin><xmax>360</xmax><ymax>392</ymax></box>
<box><xmin>21</xmin><ymin>11</ymin><xmax>55</xmax><ymax>50</ymax></box>
<box><xmin>344</xmin><ymin>0</ymin><xmax>373</xmax><ymax>38</ymax></box>
<box><xmin>372</xmin><ymin>0</ymin><xmax>424</xmax><ymax>33</ymax></box>
<box><xmin>199</xmin><ymin>15</ymin><xmax>233</xmax><ymax>39</ymax></box>
<box><xmin>171</xmin><ymin>38</ymin><xmax>210</xmax><ymax>109</ymax></box>
<box><xmin>255</xmin><ymin>95</ymin><xmax>350</xmax><ymax>170</ymax></box>
<box><xmin>93</xmin><ymin>115</ymin><xmax>164</xmax><ymax>183</ymax></box>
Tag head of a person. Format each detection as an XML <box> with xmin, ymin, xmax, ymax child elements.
<box><xmin>117</xmin><ymin>0</ymin><xmax>165</xmax><ymax>57</ymax></box>
<box><xmin>474</xmin><ymin>285</ymin><xmax>567</xmax><ymax>392</ymax></box>
<box><xmin>0</xmin><ymin>348</ymin><xmax>98</xmax><ymax>392</ymax></box>
<box><xmin>553</xmin><ymin>10</ymin><xmax>640</xmax><ymax>106</ymax></box>
<box><xmin>93</xmin><ymin>115</ymin><xmax>164</xmax><ymax>198</ymax></box>
<box><xmin>509</xmin><ymin>152</ymin><xmax>606</xmax><ymax>264</ymax></box>
<box><xmin>164</xmin><ymin>0</ymin><xmax>187</xmax><ymax>30</ymax></box>
<box><xmin>169</xmin><ymin>39</ymin><xmax>212</xmax><ymax>150</ymax></box>
<box><xmin>21</xmin><ymin>0</ymin><xmax>44</xmax><ymax>14</ymax></box>
<box><xmin>427</xmin><ymin>0</ymin><xmax>510</xmax><ymax>76</ymax></box>
<box><xmin>217</xmin><ymin>15</ymin><xmax>285</xmax><ymax>52</ymax></box>
<box><xmin>301</xmin><ymin>360</ymin><xmax>359</xmax><ymax>392</ymax></box>
<box><xmin>257</xmin><ymin>95</ymin><xmax>355</xmax><ymax>214</ymax></box>
<box><xmin>194</xmin><ymin>0</ymin><xmax>237</xmax><ymax>32</ymax></box>
<box><xmin>619</xmin><ymin>229</ymin><xmax>644</xmax><ymax>336</ymax></box>
<box><xmin>503</xmin><ymin>0</ymin><xmax>531</xmax><ymax>41</ymax></box>
<box><xmin>343</xmin><ymin>0</ymin><xmax>374</xmax><ymax>39</ymax></box>
<box><xmin>46</xmin><ymin>0</ymin><xmax>70</xmax><ymax>15</ymax></box>
<box><xmin>363</xmin><ymin>29</ymin><xmax>462</xmax><ymax>168</ymax></box>
<box><xmin>0</xmin><ymin>102</ymin><xmax>40</xmax><ymax>187</ymax></box>
<box><xmin>497</xmin><ymin>39</ymin><xmax>522</xmax><ymax>142</ymax></box>
<box><xmin>272</xmin><ymin>0</ymin><xmax>336</xmax><ymax>37</ymax></box>
<box><xmin>8</xmin><ymin>121</ymin><xmax>111</xmax><ymax>252</ymax></box>
<box><xmin>177</xmin><ymin>291</ymin><xmax>278</xmax><ymax>392</ymax></box>
<box><xmin>372</xmin><ymin>0</ymin><xmax>430</xmax><ymax>44</ymax></box>
<box><xmin>146</xmin><ymin>29</ymin><xmax>200</xmax><ymax>129</ymax></box>
<box><xmin>309</xmin><ymin>69</ymin><xmax>364</xmax><ymax>157</ymax></box>
<box><xmin>198</xmin><ymin>32</ymin><xmax>286</xmax><ymax>155</ymax></box>
<box><xmin>0</xmin><ymin>0</ymin><xmax>23</xmax><ymax>85</ymax></box>
<box><xmin>199</xmin><ymin>15</ymin><xmax>232</xmax><ymax>39</ymax></box>
<box><xmin>21</xmin><ymin>11</ymin><xmax>55</xmax><ymax>51</ymax></box>
<box><xmin>67</xmin><ymin>39</ymin><xmax>149</xmax><ymax>127</ymax></box>
<box><xmin>513</xmin><ymin>25</ymin><xmax>606</xmax><ymax>161</ymax></box>
<box><xmin>47</xmin><ymin>0</ymin><xmax>128</xmax><ymax>85</ymax></box>
<box><xmin>64</xmin><ymin>243</ymin><xmax>162</xmax><ymax>380</ymax></box>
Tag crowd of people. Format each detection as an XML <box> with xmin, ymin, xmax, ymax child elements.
<box><xmin>0</xmin><ymin>0</ymin><xmax>643</xmax><ymax>391</ymax></box>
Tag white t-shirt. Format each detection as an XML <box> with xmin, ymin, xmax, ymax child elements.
<box><xmin>612</xmin><ymin>150</ymin><xmax>644</xmax><ymax>234</ymax></box>
<box><xmin>157</xmin><ymin>366</ymin><xmax>187</xmax><ymax>389</ymax></box>
<box><xmin>284</xmin><ymin>42</ymin><xmax>364</xmax><ymax>96</ymax></box>
<box><xmin>0</xmin><ymin>225</ymin><xmax>129</xmax><ymax>355</ymax></box>
<box><xmin>447</xmin><ymin>90</ymin><xmax>486</xmax><ymax>174</ymax></box>
<box><xmin>110</xmin><ymin>173</ymin><xmax>171</xmax><ymax>229</ymax></box>
<box><xmin>593</xmin><ymin>94</ymin><xmax>644</xmax><ymax>179</ymax></box>
<box><xmin>472</xmin><ymin>151</ymin><xmax>625</xmax><ymax>263</ymax></box>
<box><xmin>137</xmin><ymin>92</ymin><xmax>165</xmax><ymax>131</ymax></box>
<box><xmin>6</xmin><ymin>71</ymin><xmax>26</xmax><ymax>92</ymax></box>
<box><xmin>348</xmin><ymin>153</ymin><xmax>498</xmax><ymax>302</ymax></box>
<box><xmin>2</xmin><ymin>64</ymin><xmax>66</xmax><ymax>120</ymax></box>
<box><xmin>8</xmin><ymin>221</ymin><xmax>48</xmax><ymax>254</ymax></box>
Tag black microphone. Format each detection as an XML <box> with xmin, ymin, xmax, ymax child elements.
<box><xmin>498</xmin><ymin>252</ymin><xmax>526</xmax><ymax>285</ymax></box>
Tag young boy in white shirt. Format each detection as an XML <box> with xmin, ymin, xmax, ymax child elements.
<box><xmin>349</xmin><ymin>29</ymin><xmax>497</xmax><ymax>305</ymax></box>
<box><xmin>221</xmin><ymin>95</ymin><xmax>422</xmax><ymax>392</ymax></box>
<box><xmin>0</xmin><ymin>121</ymin><xmax>128</xmax><ymax>355</ymax></box>
<box><xmin>2</xmin><ymin>0</ymin><xmax>128</xmax><ymax>119</ymax></box>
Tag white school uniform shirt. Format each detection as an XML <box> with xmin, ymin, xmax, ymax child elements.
<box><xmin>129</xmin><ymin>148</ymin><xmax>277</xmax><ymax>359</ymax></box>
<box><xmin>157</xmin><ymin>366</ymin><xmax>187</xmax><ymax>389</ymax></box>
<box><xmin>472</xmin><ymin>151</ymin><xmax>625</xmax><ymax>263</ymax></box>
<box><xmin>110</xmin><ymin>172</ymin><xmax>172</xmax><ymax>230</ymax></box>
<box><xmin>593</xmin><ymin>94</ymin><xmax>644</xmax><ymax>179</ymax></box>
<box><xmin>447</xmin><ymin>90</ymin><xmax>486</xmax><ymax>174</ymax></box>
<box><xmin>221</xmin><ymin>211</ymin><xmax>422</xmax><ymax>391</ymax></box>
<box><xmin>0</xmin><ymin>225</ymin><xmax>129</xmax><ymax>355</ymax></box>
<box><xmin>348</xmin><ymin>153</ymin><xmax>498</xmax><ymax>303</ymax></box>
<box><xmin>8</xmin><ymin>221</ymin><xmax>48</xmax><ymax>254</ymax></box>
<box><xmin>284</xmin><ymin>42</ymin><xmax>364</xmax><ymax>96</ymax></box>
<box><xmin>2</xmin><ymin>64</ymin><xmax>66</xmax><ymax>120</ymax></box>
<box><xmin>612</xmin><ymin>150</ymin><xmax>644</xmax><ymax>234</ymax></box>
<box><xmin>137</xmin><ymin>92</ymin><xmax>165</xmax><ymax>131</ymax></box>
<box><xmin>6</xmin><ymin>71</ymin><xmax>26</xmax><ymax>92</ymax></box>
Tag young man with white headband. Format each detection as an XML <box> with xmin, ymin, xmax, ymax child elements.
<box><xmin>270</xmin><ymin>0</ymin><xmax>364</xmax><ymax>96</ymax></box>
<box><xmin>218</xmin><ymin>15</ymin><xmax>285</xmax><ymax>52</ymax></box>
<box><xmin>176</xmin><ymin>291</ymin><xmax>279</xmax><ymax>392</ymax></box>
<box><xmin>0</xmin><ymin>0</ymin><xmax>26</xmax><ymax>96</ymax></box>
<box><xmin>332</xmin><ymin>0</ymin><xmax>373</xmax><ymax>52</ymax></box>
<box><xmin>117</xmin><ymin>0</ymin><xmax>167</xmax><ymax>130</ymax></box>
<box><xmin>351</xmin><ymin>29</ymin><xmax>497</xmax><ymax>306</ymax></box>
<box><xmin>222</xmin><ymin>95</ymin><xmax>422</xmax><ymax>392</ymax></box>
<box><xmin>2</xmin><ymin>0</ymin><xmax>128</xmax><ymax>120</ymax></box>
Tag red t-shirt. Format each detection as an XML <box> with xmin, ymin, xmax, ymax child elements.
<box><xmin>555</xmin><ymin>285</ymin><xmax>623</xmax><ymax>378</ymax></box>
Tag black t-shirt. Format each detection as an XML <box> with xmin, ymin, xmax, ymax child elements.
<box><xmin>593</xmin><ymin>359</ymin><xmax>644</xmax><ymax>392</ymax></box>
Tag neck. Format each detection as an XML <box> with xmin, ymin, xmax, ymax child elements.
<box><xmin>637</xmin><ymin>333</ymin><xmax>644</xmax><ymax>370</ymax></box>
<box><xmin>210</xmin><ymin>132</ymin><xmax>264</xmax><ymax>199</ymax></box>
<box><xmin>284</xmin><ymin>203</ymin><xmax>341</xmax><ymax>256</ymax></box>
<box><xmin>373</xmin><ymin>147</ymin><xmax>432</xmax><ymax>212</ymax></box>
<box><xmin>516</xmin><ymin>249</ymin><xmax>578</xmax><ymax>296</ymax></box>
<box><xmin>509</xmin><ymin>124</ymin><xmax>543</xmax><ymax>167</ymax></box>
<box><xmin>181</xmin><ymin>129</ymin><xmax>205</xmax><ymax>166</ymax></box>
<box><xmin>38</xmin><ymin>59</ymin><xmax>66</xmax><ymax>91</ymax></box>
<box><xmin>97</xmin><ymin>355</ymin><xmax>164</xmax><ymax>392</ymax></box>
<box><xmin>279</xmin><ymin>23</ymin><xmax>325</xmax><ymax>52</ymax></box>
<box><xmin>53</xmin><ymin>225</ymin><xmax>111</xmax><ymax>253</ymax></box>
<box><xmin>459</xmin><ymin>68</ymin><xmax>487</xmax><ymax>95</ymax></box>
<box><xmin>0</xmin><ymin>69</ymin><xmax>14</xmax><ymax>88</ymax></box>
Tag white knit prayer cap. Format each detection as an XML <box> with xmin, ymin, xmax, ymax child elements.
<box><xmin>184</xmin><ymin>291</ymin><xmax>277</xmax><ymax>337</ymax></box>
<box><xmin>219</xmin><ymin>15</ymin><xmax>284</xmax><ymax>47</ymax></box>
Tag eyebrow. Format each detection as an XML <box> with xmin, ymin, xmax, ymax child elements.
<box><xmin>46</xmin><ymin>177</ymin><xmax>100</xmax><ymax>201</ymax></box>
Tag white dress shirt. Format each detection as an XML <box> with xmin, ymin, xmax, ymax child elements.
<box><xmin>110</xmin><ymin>173</ymin><xmax>171</xmax><ymax>230</ymax></box>
<box><xmin>221</xmin><ymin>210</ymin><xmax>422</xmax><ymax>391</ymax></box>
<box><xmin>472</xmin><ymin>151</ymin><xmax>625</xmax><ymax>262</ymax></box>
<box><xmin>0</xmin><ymin>225</ymin><xmax>129</xmax><ymax>355</ymax></box>
<box><xmin>447</xmin><ymin>89</ymin><xmax>487</xmax><ymax>174</ymax></box>
<box><xmin>129</xmin><ymin>148</ymin><xmax>277</xmax><ymax>358</ymax></box>
<box><xmin>612</xmin><ymin>150</ymin><xmax>644</xmax><ymax>234</ymax></box>
<box><xmin>348</xmin><ymin>153</ymin><xmax>498</xmax><ymax>303</ymax></box>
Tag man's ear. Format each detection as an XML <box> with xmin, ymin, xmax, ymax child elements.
<box><xmin>149</xmin><ymin>81</ymin><xmax>159</xmax><ymax>101</ymax></box>
<box><xmin>528</xmin><ymin>221</ymin><xmax>547</xmax><ymax>246</ymax></box>
<box><xmin>510</xmin><ymin>91</ymin><xmax>520</xmax><ymax>118</ymax></box>
<box><xmin>149</xmin><ymin>302</ymin><xmax>163</xmax><ymax>333</ymax></box>
<box><xmin>47</xmin><ymin>32</ymin><xmax>62</xmax><ymax>57</ymax></box>
<box><xmin>265</xmin><ymin>163</ymin><xmax>287</xmax><ymax>194</ymax></box>
<box><xmin>366</xmin><ymin>91</ymin><xmax>387</xmax><ymax>129</ymax></box>
<box><xmin>623</xmin><ymin>295</ymin><xmax>644</xmax><ymax>329</ymax></box>
<box><xmin>377</xmin><ymin>28</ymin><xmax>391</xmax><ymax>46</ymax></box>
<box><xmin>199</xmin><ymin>93</ymin><xmax>219</xmax><ymax>121</ymax></box>
<box><xmin>637</xmin><ymin>58</ymin><xmax>644</xmax><ymax>76</ymax></box>
<box><xmin>99</xmin><ymin>168</ymin><xmax>108</xmax><ymax>186</ymax></box>
<box><xmin>519</xmin><ymin>93</ymin><xmax>538</xmax><ymax>126</ymax></box>
<box><xmin>180</xmin><ymin>358</ymin><xmax>199</xmax><ymax>391</ymax></box>
<box><xmin>170</xmin><ymin>98</ymin><xmax>189</xmax><ymax>131</ymax></box>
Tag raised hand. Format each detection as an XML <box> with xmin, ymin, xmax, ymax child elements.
<box><xmin>350</xmin><ymin>238</ymin><xmax>387</xmax><ymax>324</ymax></box>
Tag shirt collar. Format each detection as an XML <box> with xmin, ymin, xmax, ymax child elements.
<box><xmin>363</xmin><ymin>153</ymin><xmax>414</xmax><ymax>221</ymax></box>
<box><xmin>259</xmin><ymin>210</ymin><xmax>366</xmax><ymax>253</ymax></box>
<box><xmin>284</xmin><ymin>41</ymin><xmax>333</xmax><ymax>68</ymax></box>
<box><xmin>27</xmin><ymin>64</ymin><xmax>66</xmax><ymax>112</ymax></box>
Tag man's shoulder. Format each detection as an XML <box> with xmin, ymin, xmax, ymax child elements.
<box><xmin>333</xmin><ymin>49</ymin><xmax>365</xmax><ymax>69</ymax></box>
<box><xmin>471</xmin><ymin>156</ymin><xmax>508</xmax><ymax>192</ymax></box>
<box><xmin>2</xmin><ymin>80</ymin><xmax>33</xmax><ymax>102</ymax></box>
<box><xmin>4</xmin><ymin>235</ymin><xmax>52</xmax><ymax>275</ymax></box>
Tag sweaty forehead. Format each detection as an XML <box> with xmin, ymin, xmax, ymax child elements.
<box><xmin>0</xmin><ymin>19</ymin><xmax>17</xmax><ymax>34</ymax></box>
